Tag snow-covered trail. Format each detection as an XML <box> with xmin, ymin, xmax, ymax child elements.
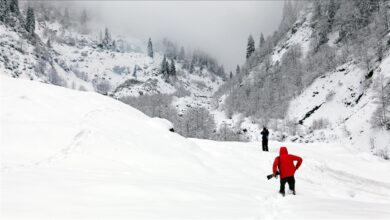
<box><xmin>1</xmin><ymin>76</ymin><xmax>390</xmax><ymax>219</ymax></box>
<box><xmin>193</xmin><ymin>140</ymin><xmax>390</xmax><ymax>219</ymax></box>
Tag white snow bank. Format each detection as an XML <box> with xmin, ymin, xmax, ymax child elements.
<box><xmin>147</xmin><ymin>117</ymin><xmax>174</xmax><ymax>131</ymax></box>
<box><xmin>1</xmin><ymin>76</ymin><xmax>390</xmax><ymax>219</ymax></box>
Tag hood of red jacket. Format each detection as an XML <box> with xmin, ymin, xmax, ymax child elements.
<box><xmin>279</xmin><ymin>147</ymin><xmax>288</xmax><ymax>156</ymax></box>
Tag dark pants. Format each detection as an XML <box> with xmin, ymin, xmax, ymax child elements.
<box><xmin>280</xmin><ymin>176</ymin><xmax>295</xmax><ymax>194</ymax></box>
<box><xmin>262</xmin><ymin>139</ymin><xmax>268</xmax><ymax>151</ymax></box>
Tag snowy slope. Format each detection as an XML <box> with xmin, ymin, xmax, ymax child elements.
<box><xmin>2</xmin><ymin>75</ymin><xmax>390</xmax><ymax>219</ymax></box>
<box><xmin>0</xmin><ymin>17</ymin><xmax>223</xmax><ymax>116</ymax></box>
<box><xmin>214</xmin><ymin>3</ymin><xmax>390</xmax><ymax>150</ymax></box>
<box><xmin>287</xmin><ymin>54</ymin><xmax>390</xmax><ymax>155</ymax></box>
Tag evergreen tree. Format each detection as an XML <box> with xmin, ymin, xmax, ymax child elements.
<box><xmin>160</xmin><ymin>55</ymin><xmax>169</xmax><ymax>76</ymax></box>
<box><xmin>102</xmin><ymin>27</ymin><xmax>111</xmax><ymax>49</ymax></box>
<box><xmin>236</xmin><ymin>65</ymin><xmax>240</xmax><ymax>75</ymax></box>
<box><xmin>133</xmin><ymin>65</ymin><xmax>138</xmax><ymax>78</ymax></box>
<box><xmin>327</xmin><ymin>0</ymin><xmax>336</xmax><ymax>29</ymax></box>
<box><xmin>79</xmin><ymin>9</ymin><xmax>89</xmax><ymax>34</ymax></box>
<box><xmin>216</xmin><ymin>65</ymin><xmax>225</xmax><ymax>78</ymax></box>
<box><xmin>25</xmin><ymin>7</ymin><xmax>35</xmax><ymax>35</ymax></box>
<box><xmin>169</xmin><ymin>59</ymin><xmax>176</xmax><ymax>76</ymax></box>
<box><xmin>259</xmin><ymin>33</ymin><xmax>265</xmax><ymax>48</ymax></box>
<box><xmin>189</xmin><ymin>58</ymin><xmax>195</xmax><ymax>73</ymax></box>
<box><xmin>246</xmin><ymin>35</ymin><xmax>255</xmax><ymax>59</ymax></box>
<box><xmin>112</xmin><ymin>40</ymin><xmax>116</xmax><ymax>51</ymax></box>
<box><xmin>229</xmin><ymin>71</ymin><xmax>233</xmax><ymax>80</ymax></box>
<box><xmin>0</xmin><ymin>0</ymin><xmax>9</xmax><ymax>22</ymax></box>
<box><xmin>147</xmin><ymin>37</ymin><xmax>153</xmax><ymax>58</ymax></box>
<box><xmin>9</xmin><ymin>0</ymin><xmax>19</xmax><ymax>14</ymax></box>
<box><xmin>61</xmin><ymin>8</ymin><xmax>71</xmax><ymax>29</ymax></box>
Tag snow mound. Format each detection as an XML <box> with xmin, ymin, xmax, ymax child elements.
<box><xmin>148</xmin><ymin>117</ymin><xmax>174</xmax><ymax>131</ymax></box>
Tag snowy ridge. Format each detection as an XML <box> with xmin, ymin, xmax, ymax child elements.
<box><xmin>271</xmin><ymin>6</ymin><xmax>313</xmax><ymax>64</ymax></box>
<box><xmin>1</xmin><ymin>75</ymin><xmax>390</xmax><ymax>219</ymax></box>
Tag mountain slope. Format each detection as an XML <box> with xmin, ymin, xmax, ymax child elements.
<box><xmin>216</xmin><ymin>1</ymin><xmax>390</xmax><ymax>153</ymax></box>
<box><xmin>0</xmin><ymin>8</ymin><xmax>224</xmax><ymax>114</ymax></box>
<box><xmin>287</xmin><ymin>55</ymin><xmax>390</xmax><ymax>154</ymax></box>
<box><xmin>2</xmin><ymin>75</ymin><xmax>390</xmax><ymax>219</ymax></box>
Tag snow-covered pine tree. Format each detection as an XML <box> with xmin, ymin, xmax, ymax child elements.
<box><xmin>246</xmin><ymin>35</ymin><xmax>255</xmax><ymax>59</ymax></box>
<box><xmin>236</xmin><ymin>65</ymin><xmax>240</xmax><ymax>75</ymax></box>
<box><xmin>102</xmin><ymin>27</ymin><xmax>111</xmax><ymax>49</ymax></box>
<box><xmin>61</xmin><ymin>8</ymin><xmax>71</xmax><ymax>29</ymax></box>
<box><xmin>169</xmin><ymin>59</ymin><xmax>176</xmax><ymax>77</ymax></box>
<box><xmin>9</xmin><ymin>0</ymin><xmax>19</xmax><ymax>14</ymax></box>
<box><xmin>0</xmin><ymin>0</ymin><xmax>9</xmax><ymax>22</ymax></box>
<box><xmin>25</xmin><ymin>6</ymin><xmax>35</xmax><ymax>35</ymax></box>
<box><xmin>216</xmin><ymin>65</ymin><xmax>225</xmax><ymax>79</ymax></box>
<box><xmin>229</xmin><ymin>71</ymin><xmax>233</xmax><ymax>80</ymax></box>
<box><xmin>160</xmin><ymin>55</ymin><xmax>168</xmax><ymax>77</ymax></box>
<box><xmin>327</xmin><ymin>0</ymin><xmax>336</xmax><ymax>29</ymax></box>
<box><xmin>79</xmin><ymin>9</ymin><xmax>89</xmax><ymax>34</ymax></box>
<box><xmin>147</xmin><ymin>37</ymin><xmax>153</xmax><ymax>58</ymax></box>
<box><xmin>189</xmin><ymin>58</ymin><xmax>195</xmax><ymax>73</ymax></box>
<box><xmin>132</xmin><ymin>66</ymin><xmax>137</xmax><ymax>78</ymax></box>
<box><xmin>259</xmin><ymin>33</ymin><xmax>265</xmax><ymax>48</ymax></box>
<box><xmin>112</xmin><ymin>40</ymin><xmax>116</xmax><ymax>51</ymax></box>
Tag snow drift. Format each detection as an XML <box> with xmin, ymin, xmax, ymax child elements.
<box><xmin>1</xmin><ymin>75</ymin><xmax>390</xmax><ymax>219</ymax></box>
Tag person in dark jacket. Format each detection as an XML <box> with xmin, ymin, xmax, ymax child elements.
<box><xmin>260</xmin><ymin>126</ymin><xmax>269</xmax><ymax>151</ymax></box>
<box><xmin>272</xmin><ymin>146</ymin><xmax>303</xmax><ymax>196</ymax></box>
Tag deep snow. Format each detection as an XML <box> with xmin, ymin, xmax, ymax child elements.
<box><xmin>1</xmin><ymin>76</ymin><xmax>390</xmax><ymax>219</ymax></box>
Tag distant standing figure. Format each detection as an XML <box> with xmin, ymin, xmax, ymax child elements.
<box><xmin>261</xmin><ymin>126</ymin><xmax>269</xmax><ymax>151</ymax></box>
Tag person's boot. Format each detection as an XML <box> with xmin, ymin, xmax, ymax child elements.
<box><xmin>292</xmin><ymin>191</ymin><xmax>296</xmax><ymax>195</ymax></box>
<box><xmin>279</xmin><ymin>191</ymin><xmax>285</xmax><ymax>197</ymax></box>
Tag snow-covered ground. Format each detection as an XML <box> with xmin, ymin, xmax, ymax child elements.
<box><xmin>1</xmin><ymin>76</ymin><xmax>390</xmax><ymax>219</ymax></box>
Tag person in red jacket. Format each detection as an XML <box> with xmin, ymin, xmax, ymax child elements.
<box><xmin>273</xmin><ymin>146</ymin><xmax>303</xmax><ymax>196</ymax></box>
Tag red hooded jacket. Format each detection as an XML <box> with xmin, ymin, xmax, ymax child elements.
<box><xmin>273</xmin><ymin>147</ymin><xmax>302</xmax><ymax>179</ymax></box>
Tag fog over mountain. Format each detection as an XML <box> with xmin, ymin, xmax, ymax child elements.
<box><xmin>72</xmin><ymin>0</ymin><xmax>284</xmax><ymax>71</ymax></box>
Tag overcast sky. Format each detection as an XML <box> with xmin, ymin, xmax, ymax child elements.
<box><xmin>74</xmin><ymin>1</ymin><xmax>284</xmax><ymax>72</ymax></box>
